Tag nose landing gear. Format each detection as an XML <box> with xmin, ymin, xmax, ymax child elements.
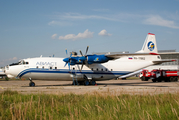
<box><xmin>29</xmin><ymin>78</ymin><xmax>35</xmax><ymax>87</ymax></box>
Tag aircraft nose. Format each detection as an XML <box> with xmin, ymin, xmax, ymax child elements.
<box><xmin>4</xmin><ymin>66</ymin><xmax>9</xmax><ymax>74</ymax></box>
<box><xmin>2</xmin><ymin>67</ymin><xmax>6</xmax><ymax>73</ymax></box>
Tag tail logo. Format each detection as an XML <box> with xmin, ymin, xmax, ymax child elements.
<box><xmin>147</xmin><ymin>41</ymin><xmax>155</xmax><ymax>51</ymax></box>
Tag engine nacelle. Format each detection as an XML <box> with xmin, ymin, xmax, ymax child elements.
<box><xmin>63</xmin><ymin>54</ymin><xmax>111</xmax><ymax>66</ymax></box>
<box><xmin>87</xmin><ymin>55</ymin><xmax>109</xmax><ymax>64</ymax></box>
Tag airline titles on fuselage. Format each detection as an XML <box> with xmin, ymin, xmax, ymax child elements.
<box><xmin>36</xmin><ymin>62</ymin><xmax>57</xmax><ymax>66</ymax></box>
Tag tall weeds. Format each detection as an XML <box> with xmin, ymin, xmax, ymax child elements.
<box><xmin>0</xmin><ymin>90</ymin><xmax>179</xmax><ymax>120</ymax></box>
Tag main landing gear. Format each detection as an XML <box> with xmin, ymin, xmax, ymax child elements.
<box><xmin>83</xmin><ymin>80</ymin><xmax>96</xmax><ymax>86</ymax></box>
<box><xmin>72</xmin><ymin>80</ymin><xmax>96</xmax><ymax>86</ymax></box>
<box><xmin>29</xmin><ymin>78</ymin><xmax>35</xmax><ymax>87</ymax></box>
<box><xmin>72</xmin><ymin>74</ymin><xmax>97</xmax><ymax>86</ymax></box>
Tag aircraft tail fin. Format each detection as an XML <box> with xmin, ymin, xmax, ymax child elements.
<box><xmin>136</xmin><ymin>33</ymin><xmax>158</xmax><ymax>53</ymax></box>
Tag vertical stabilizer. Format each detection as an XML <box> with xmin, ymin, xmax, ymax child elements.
<box><xmin>136</xmin><ymin>33</ymin><xmax>158</xmax><ymax>53</ymax></box>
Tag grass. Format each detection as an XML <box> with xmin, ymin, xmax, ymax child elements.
<box><xmin>0</xmin><ymin>90</ymin><xmax>179</xmax><ymax>120</ymax></box>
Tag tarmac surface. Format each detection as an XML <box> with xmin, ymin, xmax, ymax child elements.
<box><xmin>0</xmin><ymin>79</ymin><xmax>179</xmax><ymax>95</ymax></box>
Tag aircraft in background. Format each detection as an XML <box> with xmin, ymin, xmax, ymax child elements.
<box><xmin>4</xmin><ymin>33</ymin><xmax>174</xmax><ymax>86</ymax></box>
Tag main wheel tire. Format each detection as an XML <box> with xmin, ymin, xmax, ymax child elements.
<box><xmin>90</xmin><ymin>80</ymin><xmax>96</xmax><ymax>85</ymax></box>
<box><xmin>84</xmin><ymin>80</ymin><xmax>90</xmax><ymax>86</ymax></box>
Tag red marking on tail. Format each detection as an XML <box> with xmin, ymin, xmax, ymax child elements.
<box><xmin>149</xmin><ymin>53</ymin><xmax>159</xmax><ymax>55</ymax></box>
<box><xmin>148</xmin><ymin>33</ymin><xmax>155</xmax><ymax>35</ymax></box>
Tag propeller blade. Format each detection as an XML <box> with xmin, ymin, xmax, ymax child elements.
<box><xmin>80</xmin><ymin>63</ymin><xmax>84</xmax><ymax>72</ymax></box>
<box><xmin>65</xmin><ymin>49</ymin><xmax>68</xmax><ymax>55</ymax></box>
<box><xmin>85</xmin><ymin>46</ymin><xmax>89</xmax><ymax>55</ymax></box>
<box><xmin>77</xmin><ymin>64</ymin><xmax>81</xmax><ymax>72</ymax></box>
<box><xmin>79</xmin><ymin>50</ymin><xmax>83</xmax><ymax>56</ymax></box>
<box><xmin>85</xmin><ymin>60</ymin><xmax>89</xmax><ymax>67</ymax></box>
<box><xmin>64</xmin><ymin>62</ymin><xmax>68</xmax><ymax>67</ymax></box>
<box><xmin>68</xmin><ymin>62</ymin><xmax>71</xmax><ymax>71</ymax></box>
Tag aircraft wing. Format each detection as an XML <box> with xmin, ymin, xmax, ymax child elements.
<box><xmin>105</xmin><ymin>52</ymin><xmax>159</xmax><ymax>59</ymax></box>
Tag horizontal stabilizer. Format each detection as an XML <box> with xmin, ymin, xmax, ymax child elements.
<box><xmin>152</xmin><ymin>59</ymin><xmax>176</xmax><ymax>65</ymax></box>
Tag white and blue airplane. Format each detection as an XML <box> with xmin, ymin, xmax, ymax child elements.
<box><xmin>4</xmin><ymin>33</ymin><xmax>173</xmax><ymax>86</ymax></box>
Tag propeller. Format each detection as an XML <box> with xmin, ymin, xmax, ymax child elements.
<box><xmin>63</xmin><ymin>46</ymin><xmax>89</xmax><ymax>72</ymax></box>
<box><xmin>63</xmin><ymin>49</ymin><xmax>72</xmax><ymax>71</ymax></box>
<box><xmin>79</xmin><ymin>46</ymin><xmax>89</xmax><ymax>71</ymax></box>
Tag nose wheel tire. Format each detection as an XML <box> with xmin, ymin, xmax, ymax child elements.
<box><xmin>29</xmin><ymin>82</ymin><xmax>35</xmax><ymax>87</ymax></box>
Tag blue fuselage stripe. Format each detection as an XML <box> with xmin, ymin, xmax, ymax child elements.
<box><xmin>17</xmin><ymin>68</ymin><xmax>131</xmax><ymax>78</ymax></box>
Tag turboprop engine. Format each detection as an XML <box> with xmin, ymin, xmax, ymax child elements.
<box><xmin>63</xmin><ymin>46</ymin><xmax>112</xmax><ymax>71</ymax></box>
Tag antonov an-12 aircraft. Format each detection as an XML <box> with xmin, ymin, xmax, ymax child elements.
<box><xmin>4</xmin><ymin>33</ymin><xmax>173</xmax><ymax>86</ymax></box>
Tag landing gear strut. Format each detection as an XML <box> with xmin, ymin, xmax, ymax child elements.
<box><xmin>83</xmin><ymin>75</ymin><xmax>96</xmax><ymax>86</ymax></box>
<box><xmin>29</xmin><ymin>78</ymin><xmax>35</xmax><ymax>87</ymax></box>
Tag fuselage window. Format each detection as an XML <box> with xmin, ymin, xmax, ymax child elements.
<box><xmin>96</xmin><ymin>68</ymin><xmax>98</xmax><ymax>71</ymax></box>
<box><xmin>42</xmin><ymin>66</ymin><xmax>44</xmax><ymax>69</ymax></box>
<box><xmin>111</xmin><ymin>69</ymin><xmax>113</xmax><ymax>71</ymax></box>
<box><xmin>55</xmin><ymin>67</ymin><xmax>57</xmax><ymax>69</ymax></box>
<box><xmin>73</xmin><ymin>68</ymin><xmax>75</xmax><ymax>70</ymax></box>
<box><xmin>91</xmin><ymin>68</ymin><xmax>93</xmax><ymax>71</ymax></box>
<box><xmin>36</xmin><ymin>66</ymin><xmax>38</xmax><ymax>68</ymax></box>
<box><xmin>25</xmin><ymin>62</ymin><xmax>29</xmax><ymax>64</ymax></box>
<box><xmin>101</xmin><ymin>69</ymin><xmax>103</xmax><ymax>71</ymax></box>
<box><xmin>50</xmin><ymin>67</ymin><xmax>52</xmax><ymax>69</ymax></box>
<box><xmin>106</xmin><ymin>69</ymin><xmax>108</xmax><ymax>71</ymax></box>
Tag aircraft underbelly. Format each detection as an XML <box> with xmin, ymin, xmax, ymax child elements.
<box><xmin>23</xmin><ymin>73</ymin><xmax>76</xmax><ymax>81</ymax></box>
<box><xmin>22</xmin><ymin>72</ymin><xmax>117</xmax><ymax>81</ymax></box>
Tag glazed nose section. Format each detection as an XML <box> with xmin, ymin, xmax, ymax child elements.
<box><xmin>0</xmin><ymin>67</ymin><xmax>6</xmax><ymax>76</ymax></box>
<box><xmin>4</xmin><ymin>66</ymin><xmax>9</xmax><ymax>74</ymax></box>
<box><xmin>4</xmin><ymin>65</ymin><xmax>15</xmax><ymax>78</ymax></box>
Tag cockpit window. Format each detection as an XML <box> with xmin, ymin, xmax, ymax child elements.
<box><xmin>19</xmin><ymin>60</ymin><xmax>25</xmax><ymax>65</ymax></box>
<box><xmin>9</xmin><ymin>62</ymin><xmax>20</xmax><ymax>66</ymax></box>
<box><xmin>9</xmin><ymin>60</ymin><xmax>29</xmax><ymax>66</ymax></box>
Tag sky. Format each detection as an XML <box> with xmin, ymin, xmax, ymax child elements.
<box><xmin>0</xmin><ymin>0</ymin><xmax>179</xmax><ymax>67</ymax></box>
